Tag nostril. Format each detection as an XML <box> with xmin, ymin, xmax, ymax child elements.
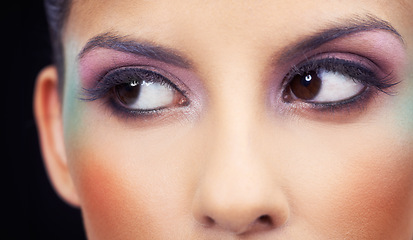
<box><xmin>204</xmin><ymin>216</ymin><xmax>215</xmax><ymax>226</ymax></box>
<box><xmin>257</xmin><ymin>215</ymin><xmax>273</xmax><ymax>226</ymax></box>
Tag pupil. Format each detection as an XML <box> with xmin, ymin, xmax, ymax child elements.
<box><xmin>289</xmin><ymin>71</ymin><xmax>321</xmax><ymax>100</ymax></box>
<box><xmin>304</xmin><ymin>74</ymin><xmax>312</xmax><ymax>83</ymax></box>
<box><xmin>114</xmin><ymin>80</ymin><xmax>141</xmax><ymax>106</ymax></box>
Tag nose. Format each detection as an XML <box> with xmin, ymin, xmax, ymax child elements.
<box><xmin>193</xmin><ymin>183</ymin><xmax>289</xmax><ymax>235</ymax></box>
<box><xmin>192</xmin><ymin>118</ymin><xmax>289</xmax><ymax>235</ymax></box>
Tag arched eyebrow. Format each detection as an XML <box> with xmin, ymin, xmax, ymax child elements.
<box><xmin>277</xmin><ymin>14</ymin><xmax>404</xmax><ymax>64</ymax></box>
<box><xmin>78</xmin><ymin>15</ymin><xmax>403</xmax><ymax>68</ymax></box>
<box><xmin>78</xmin><ymin>32</ymin><xmax>193</xmax><ymax>69</ymax></box>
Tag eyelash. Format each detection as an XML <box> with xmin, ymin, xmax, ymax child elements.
<box><xmin>281</xmin><ymin>57</ymin><xmax>398</xmax><ymax>112</ymax></box>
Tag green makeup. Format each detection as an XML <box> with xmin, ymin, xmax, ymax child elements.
<box><xmin>62</xmin><ymin>39</ymin><xmax>86</xmax><ymax>142</ymax></box>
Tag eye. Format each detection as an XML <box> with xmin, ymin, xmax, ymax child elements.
<box><xmin>82</xmin><ymin>67</ymin><xmax>189</xmax><ymax>114</ymax></box>
<box><xmin>114</xmin><ymin>77</ymin><xmax>187</xmax><ymax>111</ymax></box>
<box><xmin>286</xmin><ymin>68</ymin><xmax>366</xmax><ymax>103</ymax></box>
<box><xmin>281</xmin><ymin>57</ymin><xmax>397</xmax><ymax>110</ymax></box>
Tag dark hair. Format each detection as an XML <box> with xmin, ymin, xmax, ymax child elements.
<box><xmin>44</xmin><ymin>0</ymin><xmax>71</xmax><ymax>93</ymax></box>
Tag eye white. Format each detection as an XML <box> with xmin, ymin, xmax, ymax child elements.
<box><xmin>311</xmin><ymin>69</ymin><xmax>365</xmax><ymax>102</ymax></box>
<box><xmin>127</xmin><ymin>80</ymin><xmax>175</xmax><ymax>110</ymax></box>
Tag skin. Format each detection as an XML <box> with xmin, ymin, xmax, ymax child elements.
<box><xmin>35</xmin><ymin>0</ymin><xmax>413</xmax><ymax>239</ymax></box>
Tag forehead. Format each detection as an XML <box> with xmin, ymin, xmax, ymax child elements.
<box><xmin>67</xmin><ymin>1</ymin><xmax>409</xmax><ymax>34</ymax></box>
<box><xmin>64</xmin><ymin>0</ymin><xmax>413</xmax><ymax>62</ymax></box>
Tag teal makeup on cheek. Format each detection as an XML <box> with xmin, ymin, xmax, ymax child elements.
<box><xmin>62</xmin><ymin>40</ymin><xmax>87</xmax><ymax>142</ymax></box>
<box><xmin>395</xmin><ymin>54</ymin><xmax>413</xmax><ymax>136</ymax></box>
<box><xmin>401</xmin><ymin>70</ymin><xmax>413</xmax><ymax>132</ymax></box>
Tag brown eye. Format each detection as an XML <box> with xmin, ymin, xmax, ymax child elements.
<box><xmin>113</xmin><ymin>78</ymin><xmax>187</xmax><ymax>111</ymax></box>
<box><xmin>114</xmin><ymin>80</ymin><xmax>141</xmax><ymax>106</ymax></box>
<box><xmin>289</xmin><ymin>71</ymin><xmax>321</xmax><ymax>100</ymax></box>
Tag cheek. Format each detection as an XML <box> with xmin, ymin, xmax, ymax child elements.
<box><xmin>68</xmin><ymin>137</ymin><xmax>155</xmax><ymax>239</ymax></box>
<box><xmin>288</xmin><ymin>121</ymin><xmax>413</xmax><ymax>238</ymax></box>
<box><xmin>329</xmin><ymin>152</ymin><xmax>413</xmax><ymax>237</ymax></box>
<box><xmin>65</xmin><ymin>117</ymin><xmax>201</xmax><ymax>240</ymax></box>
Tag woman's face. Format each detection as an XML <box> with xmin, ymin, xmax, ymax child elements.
<box><xmin>55</xmin><ymin>0</ymin><xmax>413</xmax><ymax>239</ymax></box>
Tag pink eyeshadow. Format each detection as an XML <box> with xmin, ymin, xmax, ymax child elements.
<box><xmin>78</xmin><ymin>48</ymin><xmax>205</xmax><ymax>97</ymax></box>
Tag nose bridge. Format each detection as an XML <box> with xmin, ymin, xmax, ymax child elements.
<box><xmin>191</xmin><ymin>64</ymin><xmax>289</xmax><ymax>234</ymax></box>
<box><xmin>204</xmin><ymin>60</ymin><xmax>263</xmax><ymax>187</ymax></box>
<box><xmin>207</xmin><ymin>52</ymin><xmax>264</xmax><ymax>151</ymax></box>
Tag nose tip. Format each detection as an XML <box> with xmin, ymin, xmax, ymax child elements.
<box><xmin>193</xmin><ymin>186</ymin><xmax>289</xmax><ymax>235</ymax></box>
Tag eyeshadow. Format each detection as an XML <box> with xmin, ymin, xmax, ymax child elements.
<box><xmin>77</xmin><ymin>47</ymin><xmax>206</xmax><ymax>113</ymax></box>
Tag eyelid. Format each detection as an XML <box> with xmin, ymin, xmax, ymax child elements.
<box><xmin>277</xmin><ymin>30</ymin><xmax>407</xmax><ymax>75</ymax></box>
<box><xmin>79</xmin><ymin>48</ymin><xmax>198</xmax><ymax>91</ymax></box>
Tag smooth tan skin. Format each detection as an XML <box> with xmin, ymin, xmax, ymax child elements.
<box><xmin>35</xmin><ymin>0</ymin><xmax>413</xmax><ymax>239</ymax></box>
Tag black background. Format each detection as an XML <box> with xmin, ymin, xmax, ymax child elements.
<box><xmin>5</xmin><ymin>1</ymin><xmax>86</xmax><ymax>239</ymax></box>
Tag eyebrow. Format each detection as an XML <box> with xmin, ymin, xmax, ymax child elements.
<box><xmin>277</xmin><ymin>14</ymin><xmax>403</xmax><ymax>63</ymax></box>
<box><xmin>78</xmin><ymin>32</ymin><xmax>192</xmax><ymax>68</ymax></box>
<box><xmin>79</xmin><ymin>15</ymin><xmax>402</xmax><ymax>69</ymax></box>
